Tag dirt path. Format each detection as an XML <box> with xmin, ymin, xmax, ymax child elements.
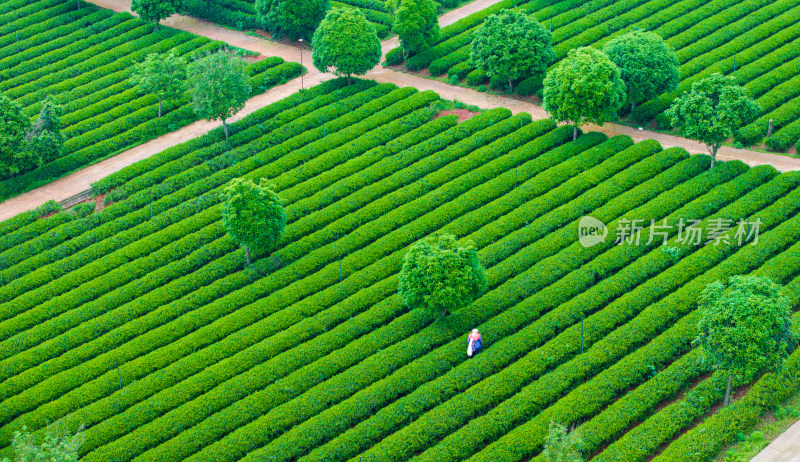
<box><xmin>2</xmin><ymin>0</ymin><xmax>799</xmax><ymax>219</ymax></box>
<box><xmin>751</xmin><ymin>420</ymin><xmax>800</xmax><ymax>462</ymax></box>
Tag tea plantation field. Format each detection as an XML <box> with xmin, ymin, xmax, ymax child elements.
<box><xmin>0</xmin><ymin>0</ymin><xmax>302</xmax><ymax>201</ymax></box>
<box><xmin>0</xmin><ymin>79</ymin><xmax>798</xmax><ymax>461</ymax></box>
<box><xmin>393</xmin><ymin>0</ymin><xmax>800</xmax><ymax>150</ymax></box>
<box><xmin>183</xmin><ymin>0</ymin><xmax>396</xmax><ymax>38</ymax></box>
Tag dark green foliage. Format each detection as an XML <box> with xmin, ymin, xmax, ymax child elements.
<box><xmin>188</xmin><ymin>51</ymin><xmax>251</xmax><ymax>139</ymax></box>
<box><xmin>221</xmin><ymin>178</ymin><xmax>286</xmax><ymax>265</ymax></box>
<box><xmin>603</xmin><ymin>30</ymin><xmax>680</xmax><ymax>113</ymax></box>
<box><xmin>543</xmin><ymin>47</ymin><xmax>626</xmax><ymax>140</ymax></box>
<box><xmin>469</xmin><ymin>9</ymin><xmax>553</xmax><ymax>92</ymax></box>
<box><xmin>667</xmin><ymin>73</ymin><xmax>760</xmax><ymax>168</ymax></box>
<box><xmin>398</xmin><ymin>234</ymin><xmax>487</xmax><ymax>317</ymax></box>
<box><xmin>255</xmin><ymin>0</ymin><xmax>330</xmax><ymax>40</ymax></box>
<box><xmin>312</xmin><ymin>7</ymin><xmax>381</xmax><ymax>83</ymax></box>
<box><xmin>387</xmin><ymin>0</ymin><xmax>439</xmax><ymax>60</ymax></box>
<box><xmin>131</xmin><ymin>0</ymin><xmax>184</xmax><ymax>29</ymax></box>
<box><xmin>0</xmin><ymin>93</ymin><xmax>31</xmax><ymax>178</ymax></box>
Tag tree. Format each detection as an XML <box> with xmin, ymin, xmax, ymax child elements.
<box><xmin>603</xmin><ymin>30</ymin><xmax>679</xmax><ymax>113</ymax></box>
<box><xmin>0</xmin><ymin>421</ymin><xmax>84</xmax><ymax>462</ymax></box>
<box><xmin>130</xmin><ymin>50</ymin><xmax>188</xmax><ymax>118</ymax></box>
<box><xmin>187</xmin><ymin>51</ymin><xmax>250</xmax><ymax>140</ymax></box>
<box><xmin>694</xmin><ymin>275</ymin><xmax>797</xmax><ymax>407</ymax></box>
<box><xmin>386</xmin><ymin>0</ymin><xmax>439</xmax><ymax>61</ymax></box>
<box><xmin>398</xmin><ymin>234</ymin><xmax>487</xmax><ymax>318</ymax></box>
<box><xmin>469</xmin><ymin>9</ymin><xmax>554</xmax><ymax>93</ymax></box>
<box><xmin>23</xmin><ymin>95</ymin><xmax>65</xmax><ymax>167</ymax></box>
<box><xmin>255</xmin><ymin>0</ymin><xmax>330</xmax><ymax>40</ymax></box>
<box><xmin>543</xmin><ymin>47</ymin><xmax>626</xmax><ymax>141</ymax></box>
<box><xmin>312</xmin><ymin>7</ymin><xmax>381</xmax><ymax>85</ymax></box>
<box><xmin>542</xmin><ymin>422</ymin><xmax>583</xmax><ymax>462</ymax></box>
<box><xmin>666</xmin><ymin>73</ymin><xmax>760</xmax><ymax>169</ymax></box>
<box><xmin>221</xmin><ymin>178</ymin><xmax>286</xmax><ymax>266</ymax></box>
<box><xmin>131</xmin><ymin>0</ymin><xmax>184</xmax><ymax>30</ymax></box>
<box><xmin>0</xmin><ymin>93</ymin><xmax>31</xmax><ymax>178</ymax></box>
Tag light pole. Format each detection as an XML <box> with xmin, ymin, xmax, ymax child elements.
<box><xmin>298</xmin><ymin>38</ymin><xmax>304</xmax><ymax>90</ymax></box>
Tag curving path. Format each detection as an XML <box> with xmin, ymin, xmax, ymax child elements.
<box><xmin>1</xmin><ymin>0</ymin><xmax>799</xmax><ymax>220</ymax></box>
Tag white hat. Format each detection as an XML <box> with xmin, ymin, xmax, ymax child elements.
<box><xmin>472</xmin><ymin>329</ymin><xmax>479</xmax><ymax>333</ymax></box>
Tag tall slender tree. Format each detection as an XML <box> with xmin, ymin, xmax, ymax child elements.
<box><xmin>130</xmin><ymin>50</ymin><xmax>188</xmax><ymax>118</ymax></box>
<box><xmin>0</xmin><ymin>93</ymin><xmax>31</xmax><ymax>178</ymax></box>
<box><xmin>187</xmin><ymin>51</ymin><xmax>250</xmax><ymax>139</ymax></box>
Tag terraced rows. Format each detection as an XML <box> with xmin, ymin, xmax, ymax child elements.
<box><xmin>183</xmin><ymin>0</ymin><xmax>395</xmax><ymax>38</ymax></box>
<box><xmin>392</xmin><ymin>0</ymin><xmax>800</xmax><ymax>150</ymax></box>
<box><xmin>1</xmin><ymin>80</ymin><xmax>798</xmax><ymax>462</ymax></box>
<box><xmin>0</xmin><ymin>0</ymin><xmax>303</xmax><ymax>201</ymax></box>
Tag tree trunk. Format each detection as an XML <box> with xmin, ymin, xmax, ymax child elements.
<box><xmin>709</xmin><ymin>144</ymin><xmax>719</xmax><ymax>169</ymax></box>
<box><xmin>440</xmin><ymin>307</ymin><xmax>448</xmax><ymax>318</ymax></box>
<box><xmin>158</xmin><ymin>99</ymin><xmax>162</xmax><ymax>118</ymax></box>
<box><xmin>723</xmin><ymin>374</ymin><xmax>733</xmax><ymax>406</ymax></box>
<box><xmin>155</xmin><ymin>20</ymin><xmax>160</xmax><ymax>31</ymax></box>
<box><xmin>244</xmin><ymin>246</ymin><xmax>251</xmax><ymax>266</ymax></box>
<box><xmin>347</xmin><ymin>74</ymin><xmax>352</xmax><ymax>85</ymax></box>
<box><xmin>573</xmin><ymin>125</ymin><xmax>578</xmax><ymax>141</ymax></box>
<box><xmin>631</xmin><ymin>100</ymin><xmax>636</xmax><ymax>113</ymax></box>
<box><xmin>508</xmin><ymin>77</ymin><xmax>513</xmax><ymax>94</ymax></box>
<box><xmin>222</xmin><ymin>118</ymin><xmax>229</xmax><ymax>140</ymax></box>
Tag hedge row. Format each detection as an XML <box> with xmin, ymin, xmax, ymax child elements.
<box><xmin>450</xmin><ymin>175</ymin><xmax>800</xmax><ymax>462</ymax></box>
<box><xmin>57</xmin><ymin>119</ymin><xmax>567</xmax><ymax>462</ymax></box>
<box><xmin>593</xmin><ymin>251</ymin><xmax>800</xmax><ymax>462</ymax></box>
<box><xmin>307</xmin><ymin>161</ymin><xmax>782</xmax><ymax>462</ymax></box>
<box><xmin>0</xmin><ymin>89</ymin><xmax>440</xmax><ymax>423</ymax></box>
<box><xmin>0</xmin><ymin>84</ymin><xmax>380</xmax><ymax>307</ymax></box>
<box><xmin>0</xmin><ymin>86</ymin><xmax>406</xmax><ymax>342</ymax></box>
<box><xmin>9</xmin><ymin>115</ymin><xmax>548</xmax><ymax>458</ymax></box>
<box><xmin>215</xmin><ymin>146</ymin><xmax>711</xmax><ymax>462</ymax></box>
<box><xmin>170</xmin><ymin>143</ymin><xmax>692</xmax><ymax>460</ymax></box>
<box><xmin>0</xmin><ymin>109</ymin><xmax>451</xmax><ymax>423</ymax></box>
<box><xmin>349</xmin><ymin>158</ymin><xmax>748</xmax><ymax>462</ymax></box>
<box><xmin>631</xmin><ymin>0</ymin><xmax>795</xmax><ymax>121</ymax></box>
<box><xmin>0</xmin><ymin>201</ymin><xmax>62</xmax><ymax>241</ymax></box>
<box><xmin>742</xmin><ymin>94</ymin><xmax>800</xmax><ymax>148</ymax></box>
<box><xmin>0</xmin><ymin>9</ymin><xmax>113</xmax><ymax>69</ymax></box>
<box><xmin>0</xmin><ymin>211</ymin><xmax>75</xmax><ymax>255</ymax></box>
<box><xmin>652</xmin><ymin>306</ymin><xmax>800</xmax><ymax>461</ymax></box>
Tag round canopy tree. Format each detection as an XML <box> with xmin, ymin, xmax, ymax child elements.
<box><xmin>131</xmin><ymin>0</ymin><xmax>184</xmax><ymax>30</ymax></box>
<box><xmin>469</xmin><ymin>9</ymin><xmax>554</xmax><ymax>93</ymax></box>
<box><xmin>543</xmin><ymin>47</ymin><xmax>626</xmax><ymax>140</ymax></box>
<box><xmin>221</xmin><ymin>178</ymin><xmax>287</xmax><ymax>266</ymax></box>
<box><xmin>311</xmin><ymin>7</ymin><xmax>381</xmax><ymax>84</ymax></box>
<box><xmin>398</xmin><ymin>234</ymin><xmax>487</xmax><ymax>318</ymax></box>
<box><xmin>694</xmin><ymin>275</ymin><xmax>797</xmax><ymax>407</ymax></box>
<box><xmin>666</xmin><ymin>73</ymin><xmax>760</xmax><ymax>169</ymax></box>
<box><xmin>603</xmin><ymin>30</ymin><xmax>680</xmax><ymax>113</ymax></box>
<box><xmin>255</xmin><ymin>0</ymin><xmax>330</xmax><ymax>40</ymax></box>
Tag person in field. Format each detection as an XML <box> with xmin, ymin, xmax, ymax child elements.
<box><xmin>467</xmin><ymin>328</ymin><xmax>482</xmax><ymax>357</ymax></box>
